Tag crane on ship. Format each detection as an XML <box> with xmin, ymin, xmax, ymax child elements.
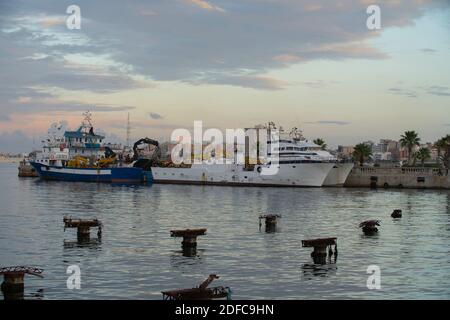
<box><xmin>131</xmin><ymin>137</ymin><xmax>161</xmax><ymax>170</ymax></box>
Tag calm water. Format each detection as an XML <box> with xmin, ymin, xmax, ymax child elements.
<box><xmin>1</xmin><ymin>163</ymin><xmax>449</xmax><ymax>299</ymax></box>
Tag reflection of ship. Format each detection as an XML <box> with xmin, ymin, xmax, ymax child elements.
<box><xmin>30</xmin><ymin>112</ymin><xmax>144</xmax><ymax>183</ymax></box>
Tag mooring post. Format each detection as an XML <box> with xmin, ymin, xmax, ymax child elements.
<box><xmin>1</xmin><ymin>272</ymin><xmax>24</xmax><ymax>294</ymax></box>
<box><xmin>64</xmin><ymin>217</ymin><xmax>102</xmax><ymax>243</ymax></box>
<box><xmin>181</xmin><ymin>235</ymin><xmax>198</xmax><ymax>248</ymax></box>
<box><xmin>391</xmin><ymin>209</ymin><xmax>402</xmax><ymax>218</ymax></box>
<box><xmin>302</xmin><ymin>238</ymin><xmax>337</xmax><ymax>264</ymax></box>
<box><xmin>259</xmin><ymin>214</ymin><xmax>281</xmax><ymax>232</ymax></box>
<box><xmin>0</xmin><ymin>266</ymin><xmax>43</xmax><ymax>300</ymax></box>
<box><xmin>359</xmin><ymin>220</ymin><xmax>380</xmax><ymax>235</ymax></box>
<box><xmin>170</xmin><ymin>229</ymin><xmax>207</xmax><ymax>256</ymax></box>
<box><xmin>77</xmin><ymin>226</ymin><xmax>90</xmax><ymax>242</ymax></box>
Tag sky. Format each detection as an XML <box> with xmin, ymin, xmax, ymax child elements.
<box><xmin>0</xmin><ymin>0</ymin><xmax>449</xmax><ymax>153</ymax></box>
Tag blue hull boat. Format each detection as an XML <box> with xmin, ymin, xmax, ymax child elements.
<box><xmin>30</xmin><ymin>162</ymin><xmax>145</xmax><ymax>183</ymax></box>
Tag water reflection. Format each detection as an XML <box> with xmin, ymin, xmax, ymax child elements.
<box><xmin>170</xmin><ymin>249</ymin><xmax>205</xmax><ymax>268</ymax></box>
<box><xmin>63</xmin><ymin>238</ymin><xmax>102</xmax><ymax>249</ymax></box>
<box><xmin>1</xmin><ymin>163</ymin><xmax>450</xmax><ymax>299</ymax></box>
<box><xmin>1</xmin><ymin>285</ymin><xmax>44</xmax><ymax>301</ymax></box>
<box><xmin>2</xmin><ymin>290</ymin><xmax>24</xmax><ymax>300</ymax></box>
<box><xmin>301</xmin><ymin>261</ymin><xmax>338</xmax><ymax>279</ymax></box>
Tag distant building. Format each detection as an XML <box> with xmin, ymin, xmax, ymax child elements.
<box><xmin>372</xmin><ymin>152</ymin><xmax>392</xmax><ymax>162</ymax></box>
<box><xmin>337</xmin><ymin>145</ymin><xmax>354</xmax><ymax>160</ymax></box>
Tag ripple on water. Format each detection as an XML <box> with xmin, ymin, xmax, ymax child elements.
<box><xmin>0</xmin><ymin>163</ymin><xmax>449</xmax><ymax>299</ymax></box>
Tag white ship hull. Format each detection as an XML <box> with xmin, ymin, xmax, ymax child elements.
<box><xmin>323</xmin><ymin>163</ymin><xmax>354</xmax><ymax>186</ymax></box>
<box><xmin>152</xmin><ymin>162</ymin><xmax>334</xmax><ymax>187</ymax></box>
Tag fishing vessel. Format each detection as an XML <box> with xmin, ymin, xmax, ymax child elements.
<box><xmin>30</xmin><ymin>162</ymin><xmax>143</xmax><ymax>183</ymax></box>
<box><xmin>30</xmin><ymin>112</ymin><xmax>144</xmax><ymax>183</ymax></box>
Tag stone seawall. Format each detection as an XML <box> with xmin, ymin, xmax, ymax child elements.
<box><xmin>344</xmin><ymin>166</ymin><xmax>450</xmax><ymax>189</ymax></box>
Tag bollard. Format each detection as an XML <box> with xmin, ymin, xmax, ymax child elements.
<box><xmin>259</xmin><ymin>214</ymin><xmax>281</xmax><ymax>233</ymax></box>
<box><xmin>170</xmin><ymin>229</ymin><xmax>207</xmax><ymax>257</ymax></box>
<box><xmin>302</xmin><ymin>238</ymin><xmax>337</xmax><ymax>264</ymax></box>
<box><xmin>359</xmin><ymin>220</ymin><xmax>380</xmax><ymax>235</ymax></box>
<box><xmin>0</xmin><ymin>266</ymin><xmax>43</xmax><ymax>300</ymax></box>
<box><xmin>64</xmin><ymin>217</ymin><xmax>102</xmax><ymax>243</ymax></box>
<box><xmin>391</xmin><ymin>209</ymin><xmax>402</xmax><ymax>218</ymax></box>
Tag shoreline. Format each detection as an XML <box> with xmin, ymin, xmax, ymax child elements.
<box><xmin>0</xmin><ymin>157</ymin><xmax>22</xmax><ymax>164</ymax></box>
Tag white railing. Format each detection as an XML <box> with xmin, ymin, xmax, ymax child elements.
<box><xmin>353</xmin><ymin>166</ymin><xmax>447</xmax><ymax>176</ymax></box>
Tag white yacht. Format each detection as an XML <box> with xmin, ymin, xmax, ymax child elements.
<box><xmin>283</xmin><ymin>129</ymin><xmax>354</xmax><ymax>186</ymax></box>
<box><xmin>152</xmin><ymin>125</ymin><xmax>335</xmax><ymax>187</ymax></box>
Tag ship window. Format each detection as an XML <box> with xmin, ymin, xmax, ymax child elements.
<box><xmin>417</xmin><ymin>177</ymin><xmax>425</xmax><ymax>183</ymax></box>
<box><xmin>286</xmin><ymin>147</ymin><xmax>293</xmax><ymax>150</ymax></box>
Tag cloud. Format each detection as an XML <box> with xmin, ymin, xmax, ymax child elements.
<box><xmin>0</xmin><ymin>114</ymin><xmax>11</xmax><ymax>122</ymax></box>
<box><xmin>149</xmin><ymin>112</ymin><xmax>164</xmax><ymax>119</ymax></box>
<box><xmin>185</xmin><ymin>0</ymin><xmax>225</xmax><ymax>12</ymax></box>
<box><xmin>0</xmin><ymin>0</ymin><xmax>449</xmax><ymax>110</ymax></box>
<box><xmin>387</xmin><ymin>85</ymin><xmax>450</xmax><ymax>98</ymax></box>
<box><xmin>40</xmin><ymin>16</ymin><xmax>65</xmax><ymax>28</ymax></box>
<box><xmin>0</xmin><ymin>130</ymin><xmax>35</xmax><ymax>153</ymax></box>
<box><xmin>305</xmin><ymin>120</ymin><xmax>350</xmax><ymax>126</ymax></box>
<box><xmin>420</xmin><ymin>48</ymin><xmax>437</xmax><ymax>54</ymax></box>
<box><xmin>425</xmin><ymin>86</ymin><xmax>450</xmax><ymax>97</ymax></box>
<box><xmin>187</xmin><ymin>74</ymin><xmax>289</xmax><ymax>90</ymax></box>
<box><xmin>2</xmin><ymin>0</ymin><xmax>445</xmax><ymax>91</ymax></box>
<box><xmin>273</xmin><ymin>54</ymin><xmax>304</xmax><ymax>64</ymax></box>
<box><xmin>387</xmin><ymin>87</ymin><xmax>419</xmax><ymax>98</ymax></box>
<box><xmin>300</xmin><ymin>80</ymin><xmax>340</xmax><ymax>89</ymax></box>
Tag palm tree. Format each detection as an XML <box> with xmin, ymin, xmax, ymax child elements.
<box><xmin>353</xmin><ymin>143</ymin><xmax>372</xmax><ymax>166</ymax></box>
<box><xmin>400</xmin><ymin>131</ymin><xmax>420</xmax><ymax>165</ymax></box>
<box><xmin>434</xmin><ymin>138</ymin><xmax>447</xmax><ymax>166</ymax></box>
<box><xmin>438</xmin><ymin>134</ymin><xmax>450</xmax><ymax>169</ymax></box>
<box><xmin>313</xmin><ymin>138</ymin><xmax>327</xmax><ymax>150</ymax></box>
<box><xmin>415</xmin><ymin>147</ymin><xmax>431</xmax><ymax>167</ymax></box>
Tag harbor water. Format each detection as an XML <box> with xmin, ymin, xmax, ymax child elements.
<box><xmin>0</xmin><ymin>163</ymin><xmax>449</xmax><ymax>299</ymax></box>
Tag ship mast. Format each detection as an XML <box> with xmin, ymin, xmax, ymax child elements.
<box><xmin>126</xmin><ymin>113</ymin><xmax>131</xmax><ymax>148</ymax></box>
<box><xmin>81</xmin><ymin>111</ymin><xmax>93</xmax><ymax>134</ymax></box>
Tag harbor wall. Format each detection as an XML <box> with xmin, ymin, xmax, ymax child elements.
<box><xmin>344</xmin><ymin>166</ymin><xmax>450</xmax><ymax>189</ymax></box>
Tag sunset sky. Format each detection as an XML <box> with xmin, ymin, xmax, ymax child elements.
<box><xmin>0</xmin><ymin>0</ymin><xmax>449</xmax><ymax>152</ymax></box>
